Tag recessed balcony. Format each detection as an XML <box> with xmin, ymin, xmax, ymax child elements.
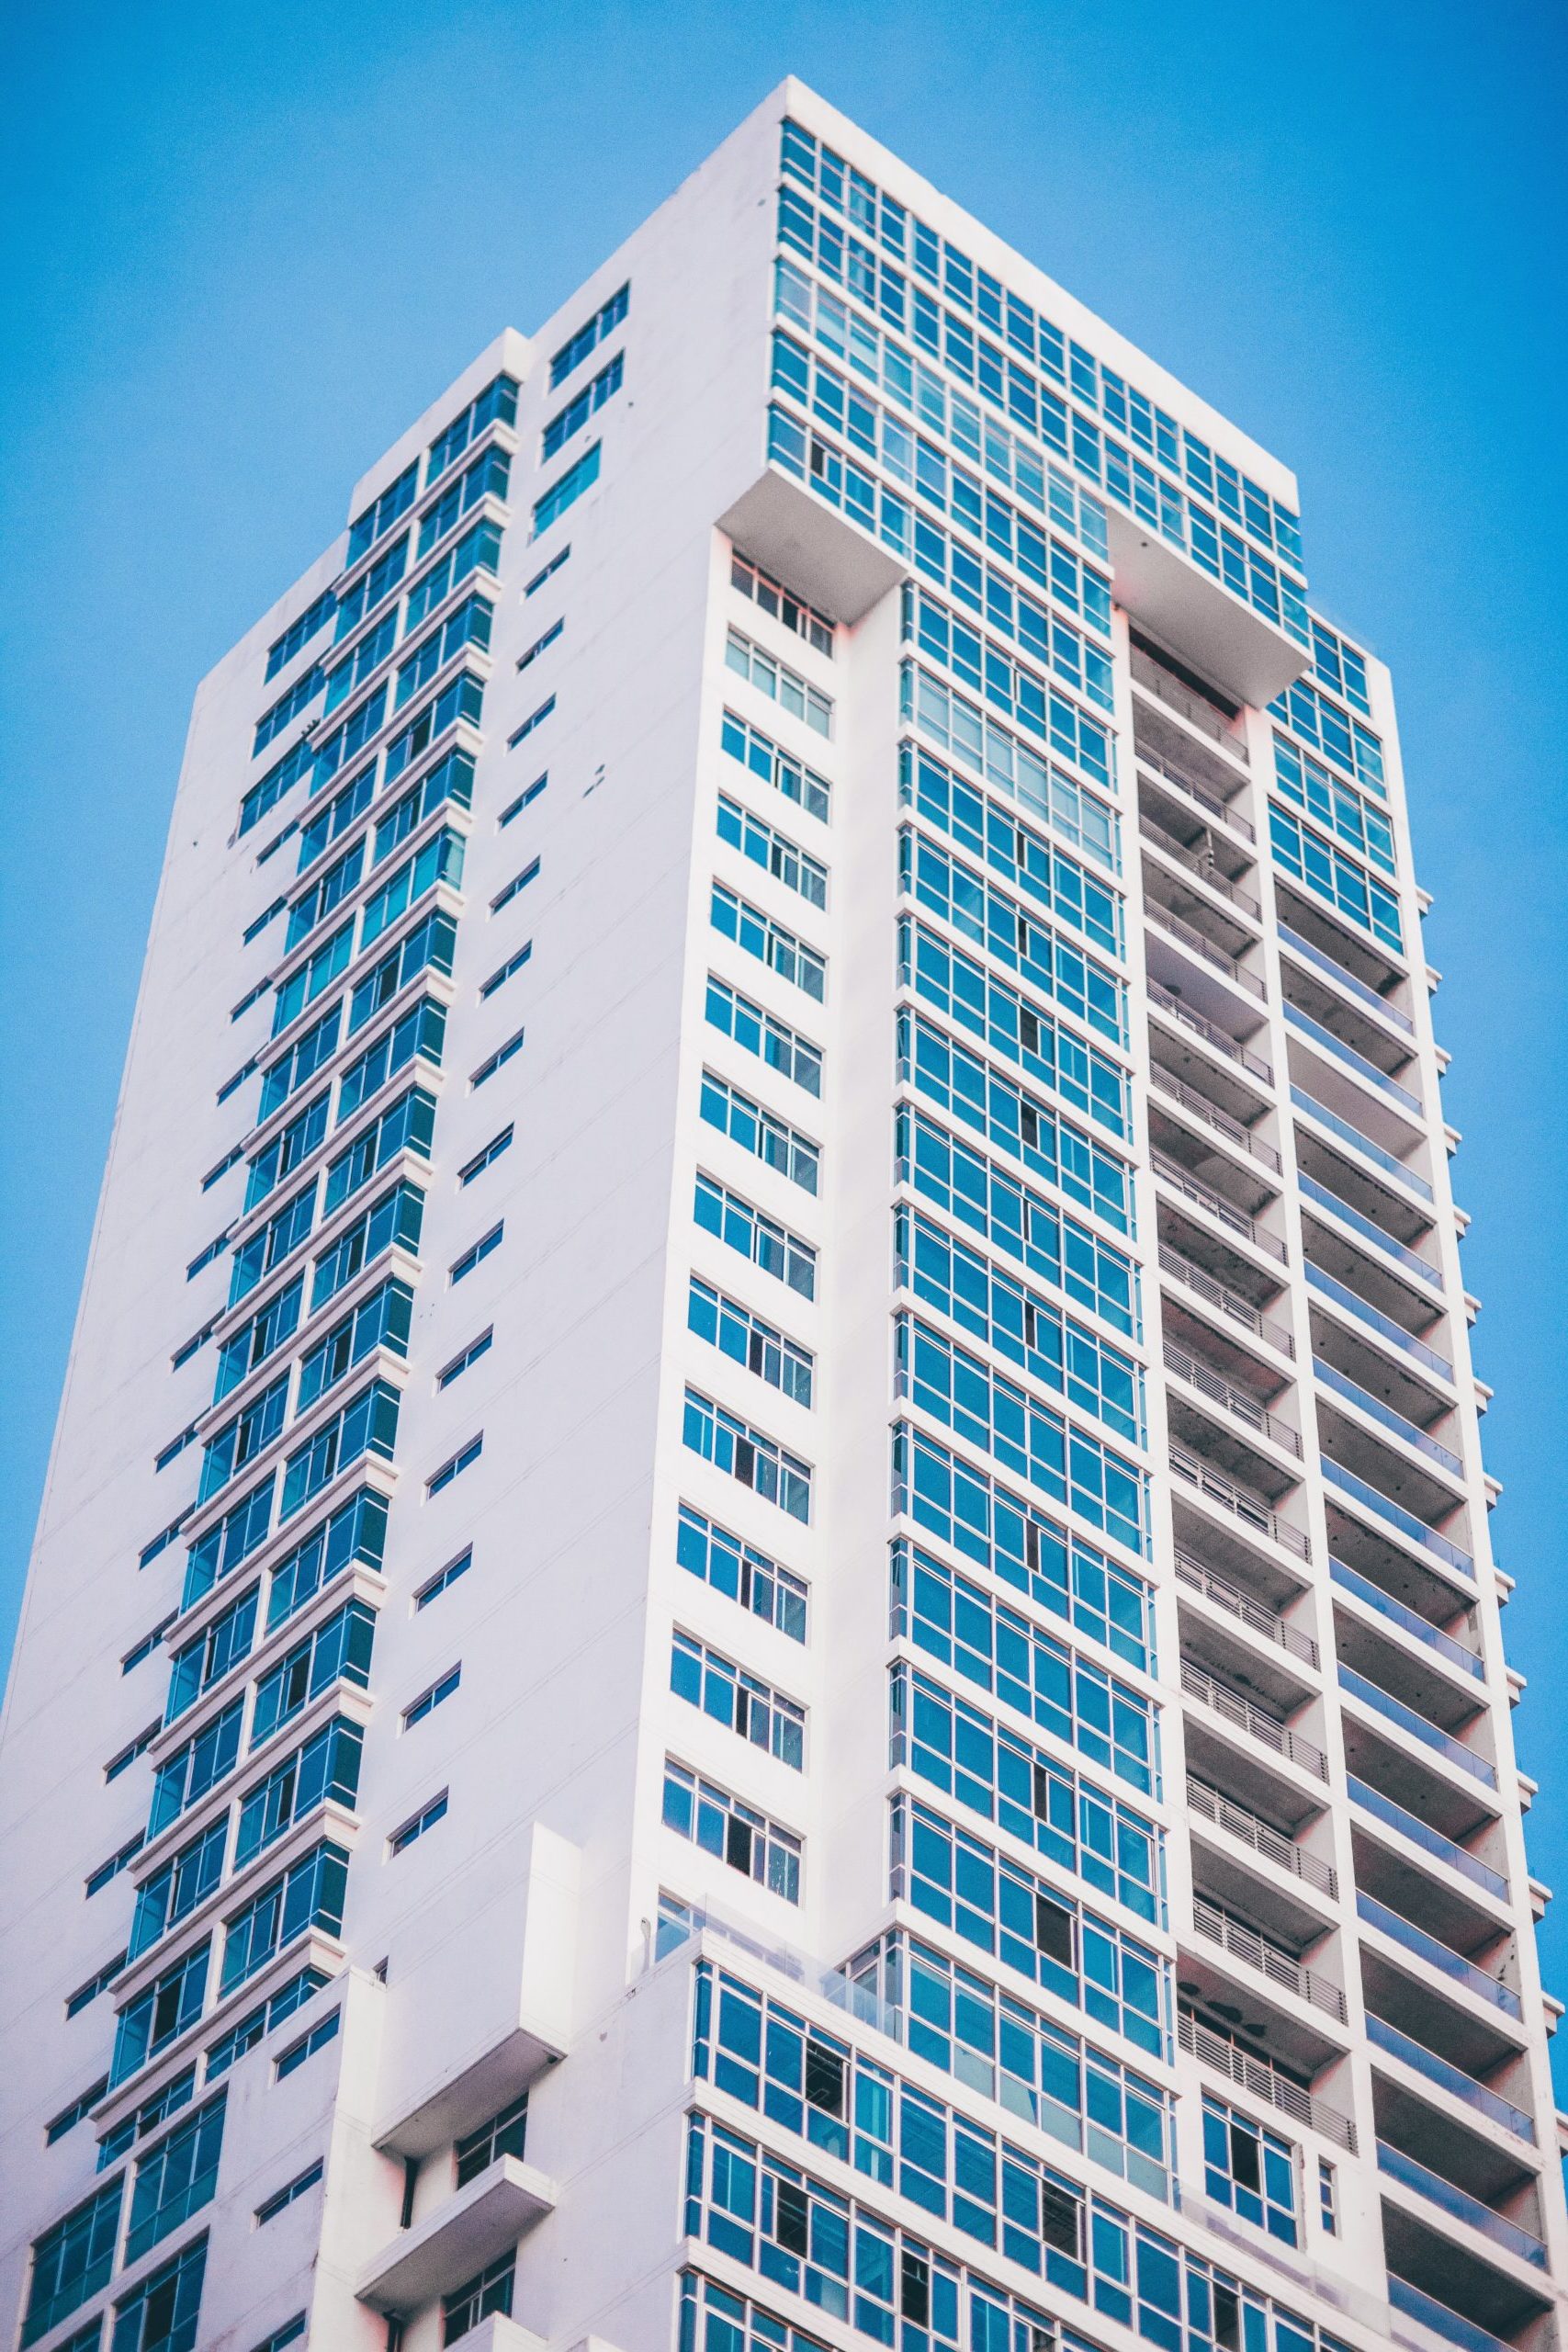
<box><xmin>1187</xmin><ymin>1891</ymin><xmax>1346</xmax><ymax>2025</ymax></box>
<box><xmin>1169</xmin><ymin>1440</ymin><xmax>1310</xmax><ymax>1561</ymax></box>
<box><xmin>1325</xmin><ymin>1456</ymin><xmax>1473</xmax><ymax>1582</ymax></box>
<box><xmin>1292</xmin><ymin>1080</ymin><xmax>1433</xmax><ymax>1206</ymax></box>
<box><xmin>1366</xmin><ymin>2012</ymin><xmax>1535</xmax><ymax>2146</ymax></box>
<box><xmin>1285</xmin><ymin>999</ymin><xmax>1424</xmax><ymax>1118</ymax></box>
<box><xmin>1180</xmin><ymin>1654</ymin><xmax>1325</xmax><ymax>1783</ymax></box>
<box><xmin>1315</xmin><ymin>1357</ymin><xmax>1463</xmax><ymax>1483</ymax></box>
<box><xmin>1154</xmin><ymin>1152</ymin><xmax>1288</xmax><ymax>1269</ymax></box>
<box><xmin>1307</xmin><ymin>1258</ymin><xmax>1453</xmax><ymax>1386</ymax></box>
<box><xmin>1275</xmin><ymin>879</ymin><xmax>1408</xmax><ymax>1005</ymax></box>
<box><xmin>1357</xmin><ymin>1890</ymin><xmax>1522</xmax><ymax>2024</ymax></box>
<box><xmin>1165</xmin><ymin>1334</ymin><xmax>1301</xmax><ymax>1461</ymax></box>
<box><xmin>1179</xmin><ymin>2006</ymin><xmax>1356</xmax><ymax>2151</ymax></box>
<box><xmin>1149</xmin><ymin>975</ymin><xmax>1272</xmax><ymax>1088</ymax></box>
<box><xmin>1128</xmin><ymin>636</ymin><xmax>1258</xmax><ymax>757</ymax></box>
<box><xmin>1149</xmin><ymin>1071</ymin><xmax>1281</xmax><ymax>1215</ymax></box>
<box><xmin>1133</xmin><ymin>732</ymin><xmax>1256</xmax><ymax>840</ymax></box>
<box><xmin>1140</xmin><ymin>802</ymin><xmax>1261</xmax><ymax>923</ymax></box>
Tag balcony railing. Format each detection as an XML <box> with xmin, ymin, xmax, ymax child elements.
<box><xmin>1180</xmin><ymin>1659</ymin><xmax>1327</xmax><ymax>1781</ymax></box>
<box><xmin>1377</xmin><ymin>2141</ymin><xmax>1545</xmax><ymax>2267</ymax></box>
<box><xmin>1348</xmin><ymin>1777</ymin><xmax>1506</xmax><ymax>1901</ymax></box>
<box><xmin>1152</xmin><ymin>1065</ymin><xmax>1283</xmax><ymax>1171</ymax></box>
<box><xmin>1387</xmin><ymin>2277</ymin><xmax>1517</xmax><ymax>2352</ymax></box>
<box><xmin>1356</xmin><ymin>1892</ymin><xmax>1522</xmax><ymax>2019</ymax></box>
<box><xmin>1322</xmin><ymin>1458</ymin><xmax>1474</xmax><ymax>1578</ymax></box>
<box><xmin>1149</xmin><ymin>978</ymin><xmax>1271</xmax><ymax>1081</ymax></box>
<box><xmin>1314</xmin><ymin>1360</ymin><xmax>1463</xmax><ymax>1477</ymax></box>
<box><xmin>1176</xmin><ymin>1552</ymin><xmax>1319</xmax><ymax>1667</ymax></box>
<box><xmin>1339</xmin><ymin>1671</ymin><xmax>1495</xmax><ymax>1789</ymax></box>
<box><xmin>1190</xmin><ymin>1895</ymin><xmax>1347</xmax><ymax>2018</ymax></box>
<box><xmin>1298</xmin><ymin>1172</ymin><xmax>1444</xmax><ymax>1293</ymax></box>
<box><xmin>1170</xmin><ymin>1442</ymin><xmax>1312</xmax><ymax>1560</ymax></box>
<box><xmin>1148</xmin><ymin>900</ymin><xmax>1266</xmax><ymax>1001</ymax></box>
<box><xmin>1366</xmin><ymin>2013</ymin><xmax>1534</xmax><ymax>2143</ymax></box>
<box><xmin>1134</xmin><ymin>745</ymin><xmax>1255</xmax><ymax>839</ymax></box>
<box><xmin>1158</xmin><ymin>1241</ymin><xmax>1295</xmax><ymax>1355</ymax></box>
<box><xmin>1140</xmin><ymin>814</ymin><xmax>1262</xmax><ymax>919</ymax></box>
<box><xmin>1165</xmin><ymin>1340</ymin><xmax>1302</xmax><ymax>1458</ymax></box>
<box><xmin>1284</xmin><ymin>1002</ymin><xmax>1423</xmax><ymax>1114</ymax></box>
<box><xmin>1179</xmin><ymin>2008</ymin><xmax>1355</xmax><ymax>2150</ymax></box>
<box><xmin>1186</xmin><ymin>1774</ymin><xmax>1337</xmax><ymax>1896</ymax></box>
<box><xmin>1130</xmin><ymin>650</ymin><xmax>1249</xmax><ymax>760</ymax></box>
<box><xmin>1328</xmin><ymin>1558</ymin><xmax>1483</xmax><ymax>1681</ymax></box>
<box><xmin>1291</xmin><ymin>1084</ymin><xmax>1434</xmax><ymax>1201</ymax></box>
<box><xmin>1305</xmin><ymin>1262</ymin><xmax>1452</xmax><ymax>1381</ymax></box>
<box><xmin>1278</xmin><ymin>921</ymin><xmax>1414</xmax><ymax>1035</ymax></box>
<box><xmin>1153</xmin><ymin>1150</ymin><xmax>1287</xmax><ymax>1261</ymax></box>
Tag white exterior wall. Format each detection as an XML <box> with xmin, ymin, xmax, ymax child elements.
<box><xmin>2</xmin><ymin>73</ymin><xmax>1562</xmax><ymax>2352</ymax></box>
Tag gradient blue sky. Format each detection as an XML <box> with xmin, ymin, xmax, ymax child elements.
<box><xmin>3</xmin><ymin>0</ymin><xmax>1565</xmax><ymax>2041</ymax></box>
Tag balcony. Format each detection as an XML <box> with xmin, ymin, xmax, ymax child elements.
<box><xmin>1330</xmin><ymin>1557</ymin><xmax>1483</xmax><ymax>1683</ymax></box>
<box><xmin>1292</xmin><ymin>1082</ymin><xmax>1433</xmax><ymax>1203</ymax></box>
<box><xmin>1165</xmin><ymin>1339</ymin><xmax>1302</xmax><ymax>1460</ymax></box>
<box><xmin>1176</xmin><ymin>1552</ymin><xmax>1317</xmax><ymax>1668</ymax></box>
<box><xmin>1316</xmin><ymin>1359</ymin><xmax>1462</xmax><ymax>1478</ymax></box>
<box><xmin>1128</xmin><ymin>637</ymin><xmax>1259</xmax><ymax>756</ymax></box>
<box><xmin>1387</xmin><ymin>2273</ymin><xmax>1537</xmax><ymax>2352</ymax></box>
<box><xmin>1179</xmin><ymin>2007</ymin><xmax>1355</xmax><ymax>2151</ymax></box>
<box><xmin>1279</xmin><ymin>918</ymin><xmax>1415</xmax><ymax>1037</ymax></box>
<box><xmin>1134</xmin><ymin>741</ymin><xmax>1255</xmax><ymax>841</ymax></box>
<box><xmin>1145</xmin><ymin>889</ymin><xmax>1267</xmax><ymax>1004</ymax></box>
<box><xmin>1158</xmin><ymin>1238</ymin><xmax>1294</xmax><ymax>1355</ymax></box>
<box><xmin>1150</xmin><ymin>1065</ymin><xmax>1281</xmax><ymax>1196</ymax></box>
<box><xmin>1285</xmin><ymin>1001</ymin><xmax>1423</xmax><ymax>1115</ymax></box>
<box><xmin>1367</xmin><ymin>2013</ymin><xmax>1534</xmax><ymax>2143</ymax></box>
<box><xmin>1339</xmin><ymin>1666</ymin><xmax>1492</xmax><ymax>1788</ymax></box>
<box><xmin>1139</xmin><ymin>806</ymin><xmax>1261</xmax><ymax>922</ymax></box>
<box><xmin>1187</xmin><ymin>1774</ymin><xmax>1336</xmax><ymax>1898</ymax></box>
<box><xmin>1180</xmin><ymin>1657</ymin><xmax>1326</xmax><ymax>1781</ymax></box>
<box><xmin>1380</xmin><ymin>2143</ymin><xmax>1545</xmax><ymax>2270</ymax></box>
<box><xmin>1300</xmin><ymin>1171</ymin><xmax>1444</xmax><ymax>1294</ymax></box>
<box><xmin>1190</xmin><ymin>1894</ymin><xmax>1346</xmax><ymax>2019</ymax></box>
<box><xmin>1274</xmin><ymin>869</ymin><xmax>1405</xmax><ymax>987</ymax></box>
<box><xmin>1149</xmin><ymin>977</ymin><xmax>1272</xmax><ymax>1084</ymax></box>
<box><xmin>1154</xmin><ymin>1150</ymin><xmax>1287</xmax><ymax>1263</ymax></box>
<box><xmin>1357</xmin><ymin>1891</ymin><xmax>1522</xmax><ymax>2021</ymax></box>
<box><xmin>1350</xmin><ymin>1779</ymin><xmax>1506</xmax><ymax>1902</ymax></box>
<box><xmin>1324</xmin><ymin>1459</ymin><xmax>1474</xmax><ymax>1580</ymax></box>
<box><xmin>356</xmin><ymin>2153</ymin><xmax>557</xmax><ymax>2313</ymax></box>
<box><xmin>1307</xmin><ymin>1261</ymin><xmax>1452</xmax><ymax>1381</ymax></box>
<box><xmin>1170</xmin><ymin>1442</ymin><xmax>1311</xmax><ymax>1561</ymax></box>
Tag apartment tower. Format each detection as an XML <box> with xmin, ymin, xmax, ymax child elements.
<box><xmin>3</xmin><ymin>77</ymin><xmax>1560</xmax><ymax>2352</ymax></box>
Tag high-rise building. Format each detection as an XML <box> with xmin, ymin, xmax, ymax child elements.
<box><xmin>2</xmin><ymin>74</ymin><xmax>1560</xmax><ymax>2352</ymax></box>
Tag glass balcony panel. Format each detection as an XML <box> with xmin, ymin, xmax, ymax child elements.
<box><xmin>1324</xmin><ymin>1458</ymin><xmax>1473</xmax><ymax>1578</ymax></box>
<box><xmin>1329</xmin><ymin>1557</ymin><xmax>1482</xmax><ymax>1679</ymax></box>
<box><xmin>1356</xmin><ymin>1892</ymin><xmax>1521</xmax><ymax>2019</ymax></box>
<box><xmin>1305</xmin><ymin>1262</ymin><xmax>1451</xmax><ymax>1379</ymax></box>
<box><xmin>1300</xmin><ymin>1173</ymin><xmax>1444</xmax><ymax>1291</ymax></box>
<box><xmin>1339</xmin><ymin>1670</ymin><xmax>1495</xmax><ymax>1788</ymax></box>
<box><xmin>1348</xmin><ymin>1774</ymin><xmax>1506</xmax><ymax>1896</ymax></box>
<box><xmin>1314</xmin><ymin>1360</ymin><xmax>1461</xmax><ymax>1475</ymax></box>
<box><xmin>1366</xmin><ymin>2014</ymin><xmax>1533</xmax><ymax>2143</ymax></box>
<box><xmin>1286</xmin><ymin>1002</ymin><xmax>1423</xmax><ymax>1113</ymax></box>
<box><xmin>1377</xmin><ymin>2141</ymin><xmax>1545</xmax><ymax>2267</ymax></box>
<box><xmin>1292</xmin><ymin>1084</ymin><xmax>1432</xmax><ymax>1200</ymax></box>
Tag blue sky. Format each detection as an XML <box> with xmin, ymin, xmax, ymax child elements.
<box><xmin>3</xmin><ymin>0</ymin><xmax>1565</xmax><ymax>2032</ymax></box>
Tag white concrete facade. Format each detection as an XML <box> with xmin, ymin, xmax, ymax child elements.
<box><xmin>2</xmin><ymin>74</ymin><xmax>1562</xmax><ymax>2352</ymax></box>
